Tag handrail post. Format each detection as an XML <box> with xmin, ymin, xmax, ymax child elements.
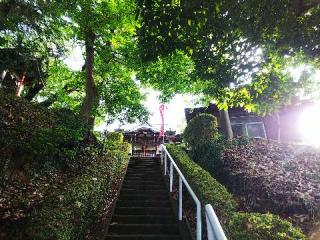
<box><xmin>179</xmin><ymin>176</ymin><xmax>182</xmax><ymax>221</ymax></box>
<box><xmin>206</xmin><ymin>214</ymin><xmax>214</xmax><ymax>240</ymax></box>
<box><xmin>196</xmin><ymin>201</ymin><xmax>202</xmax><ymax>240</ymax></box>
<box><xmin>205</xmin><ymin>204</ymin><xmax>227</xmax><ymax>240</ymax></box>
<box><xmin>161</xmin><ymin>145</ymin><xmax>163</xmax><ymax>165</ymax></box>
<box><xmin>161</xmin><ymin>144</ymin><xmax>227</xmax><ymax>240</ymax></box>
<box><xmin>164</xmin><ymin>152</ymin><xmax>167</xmax><ymax>176</ymax></box>
<box><xmin>170</xmin><ymin>161</ymin><xmax>173</xmax><ymax>192</ymax></box>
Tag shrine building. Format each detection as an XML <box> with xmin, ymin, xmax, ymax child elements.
<box><xmin>122</xmin><ymin>126</ymin><xmax>182</xmax><ymax>157</ymax></box>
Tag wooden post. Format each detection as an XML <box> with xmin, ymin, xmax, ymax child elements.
<box><xmin>219</xmin><ymin>109</ymin><xmax>233</xmax><ymax>139</ymax></box>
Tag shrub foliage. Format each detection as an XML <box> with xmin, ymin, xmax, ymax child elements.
<box><xmin>189</xmin><ymin>137</ymin><xmax>225</xmax><ymax>175</ymax></box>
<box><xmin>221</xmin><ymin>138</ymin><xmax>320</xmax><ymax>232</ymax></box>
<box><xmin>27</xmin><ymin>143</ymin><xmax>130</xmax><ymax>240</ymax></box>
<box><xmin>183</xmin><ymin>113</ymin><xmax>219</xmax><ymax>147</ymax></box>
<box><xmin>0</xmin><ymin>92</ymin><xmax>87</xmax><ymax>175</ymax></box>
<box><xmin>166</xmin><ymin>144</ymin><xmax>305</xmax><ymax>240</ymax></box>
<box><xmin>228</xmin><ymin>212</ymin><xmax>305</xmax><ymax>240</ymax></box>
<box><xmin>184</xmin><ymin>113</ymin><xmax>224</xmax><ymax>175</ymax></box>
<box><xmin>167</xmin><ymin>144</ymin><xmax>236</xmax><ymax>222</ymax></box>
<box><xmin>0</xmin><ymin>93</ymin><xmax>130</xmax><ymax>239</ymax></box>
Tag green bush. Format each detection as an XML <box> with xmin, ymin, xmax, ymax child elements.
<box><xmin>183</xmin><ymin>113</ymin><xmax>219</xmax><ymax>148</ymax></box>
<box><xmin>166</xmin><ymin>144</ymin><xmax>236</xmax><ymax>222</ymax></box>
<box><xmin>105</xmin><ymin>132</ymin><xmax>125</xmax><ymax>150</ymax></box>
<box><xmin>184</xmin><ymin>114</ymin><xmax>227</xmax><ymax>186</ymax></box>
<box><xmin>27</xmin><ymin>143</ymin><xmax>130</xmax><ymax>240</ymax></box>
<box><xmin>166</xmin><ymin>144</ymin><xmax>305</xmax><ymax>240</ymax></box>
<box><xmin>228</xmin><ymin>212</ymin><xmax>305</xmax><ymax>240</ymax></box>
<box><xmin>219</xmin><ymin>137</ymin><xmax>320</xmax><ymax>231</ymax></box>
<box><xmin>0</xmin><ymin>93</ymin><xmax>86</xmax><ymax>172</ymax></box>
<box><xmin>189</xmin><ymin>137</ymin><xmax>225</xmax><ymax>174</ymax></box>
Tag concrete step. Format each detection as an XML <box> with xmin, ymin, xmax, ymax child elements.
<box><xmin>106</xmin><ymin>156</ymin><xmax>184</xmax><ymax>239</ymax></box>
<box><xmin>121</xmin><ymin>184</ymin><xmax>166</xmax><ymax>190</ymax></box>
<box><xmin>105</xmin><ymin>234</ymin><xmax>181</xmax><ymax>240</ymax></box>
<box><xmin>125</xmin><ymin>173</ymin><xmax>162</xmax><ymax>177</ymax></box>
<box><xmin>108</xmin><ymin>223</ymin><xmax>179</xmax><ymax>235</ymax></box>
<box><xmin>129</xmin><ymin>160</ymin><xmax>159</xmax><ymax>164</ymax></box>
<box><xmin>122</xmin><ymin>180</ymin><xmax>163</xmax><ymax>185</ymax></box>
<box><xmin>128</xmin><ymin>164</ymin><xmax>160</xmax><ymax>168</ymax></box>
<box><xmin>119</xmin><ymin>193</ymin><xmax>169</xmax><ymax>201</ymax></box>
<box><xmin>126</xmin><ymin>169</ymin><xmax>160</xmax><ymax>173</ymax></box>
<box><xmin>128</xmin><ymin>164</ymin><xmax>160</xmax><ymax>167</ymax></box>
<box><xmin>120</xmin><ymin>189</ymin><xmax>167</xmax><ymax>196</ymax></box>
<box><xmin>124</xmin><ymin>176</ymin><xmax>163</xmax><ymax>181</ymax></box>
<box><xmin>129</xmin><ymin>160</ymin><xmax>160</xmax><ymax>163</ymax></box>
<box><xmin>117</xmin><ymin>200</ymin><xmax>170</xmax><ymax>208</ymax></box>
<box><xmin>130</xmin><ymin>157</ymin><xmax>160</xmax><ymax>160</ymax></box>
<box><xmin>126</xmin><ymin>171</ymin><xmax>161</xmax><ymax>175</ymax></box>
<box><xmin>112</xmin><ymin>215</ymin><xmax>176</xmax><ymax>224</ymax></box>
<box><xmin>127</xmin><ymin>166</ymin><xmax>159</xmax><ymax>169</ymax></box>
<box><xmin>127</xmin><ymin>168</ymin><xmax>160</xmax><ymax>172</ymax></box>
<box><xmin>115</xmin><ymin>207</ymin><xmax>172</xmax><ymax>215</ymax></box>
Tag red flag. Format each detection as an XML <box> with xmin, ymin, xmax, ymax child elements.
<box><xmin>16</xmin><ymin>71</ymin><xmax>26</xmax><ymax>96</ymax></box>
<box><xmin>159</xmin><ymin>104</ymin><xmax>165</xmax><ymax>137</ymax></box>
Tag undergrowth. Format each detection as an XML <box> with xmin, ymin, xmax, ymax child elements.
<box><xmin>167</xmin><ymin>144</ymin><xmax>305</xmax><ymax>240</ymax></box>
<box><xmin>0</xmin><ymin>92</ymin><xmax>130</xmax><ymax>239</ymax></box>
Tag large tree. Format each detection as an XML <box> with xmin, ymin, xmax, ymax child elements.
<box><xmin>1</xmin><ymin>0</ymin><xmax>149</xmax><ymax>128</ymax></box>
<box><xmin>0</xmin><ymin>0</ymin><xmax>65</xmax><ymax>100</ymax></box>
<box><xmin>137</xmin><ymin>0</ymin><xmax>320</xmax><ymax>113</ymax></box>
<box><xmin>136</xmin><ymin>0</ymin><xmax>320</xmax><ymax>139</ymax></box>
<box><xmin>46</xmin><ymin>0</ymin><xmax>148</xmax><ymax>127</ymax></box>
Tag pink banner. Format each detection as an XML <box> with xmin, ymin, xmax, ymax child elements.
<box><xmin>159</xmin><ymin>104</ymin><xmax>165</xmax><ymax>137</ymax></box>
<box><xmin>16</xmin><ymin>71</ymin><xmax>26</xmax><ymax>96</ymax></box>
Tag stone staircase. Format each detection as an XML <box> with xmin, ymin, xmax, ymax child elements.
<box><xmin>106</xmin><ymin>157</ymin><xmax>183</xmax><ymax>240</ymax></box>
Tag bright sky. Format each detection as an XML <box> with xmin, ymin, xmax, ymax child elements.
<box><xmin>105</xmin><ymin>89</ymin><xmax>201</xmax><ymax>133</ymax></box>
<box><xmin>63</xmin><ymin>44</ymin><xmax>200</xmax><ymax>133</ymax></box>
<box><xmin>63</xmin><ymin>44</ymin><xmax>320</xmax><ymax>136</ymax></box>
<box><xmin>63</xmin><ymin>44</ymin><xmax>84</xmax><ymax>71</ymax></box>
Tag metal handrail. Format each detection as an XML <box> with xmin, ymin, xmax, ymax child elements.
<box><xmin>161</xmin><ymin>144</ymin><xmax>228</xmax><ymax>240</ymax></box>
<box><xmin>161</xmin><ymin>144</ymin><xmax>202</xmax><ymax>240</ymax></box>
<box><xmin>205</xmin><ymin>204</ymin><xmax>227</xmax><ymax>240</ymax></box>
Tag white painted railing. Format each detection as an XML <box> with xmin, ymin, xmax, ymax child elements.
<box><xmin>160</xmin><ymin>144</ymin><xmax>228</xmax><ymax>240</ymax></box>
<box><xmin>205</xmin><ymin>204</ymin><xmax>228</xmax><ymax>240</ymax></box>
<box><xmin>161</xmin><ymin>144</ymin><xmax>202</xmax><ymax>240</ymax></box>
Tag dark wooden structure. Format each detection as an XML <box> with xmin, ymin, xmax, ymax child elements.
<box><xmin>185</xmin><ymin>101</ymin><xmax>315</xmax><ymax>142</ymax></box>
<box><xmin>122</xmin><ymin>126</ymin><xmax>182</xmax><ymax>157</ymax></box>
<box><xmin>0</xmin><ymin>48</ymin><xmax>47</xmax><ymax>100</ymax></box>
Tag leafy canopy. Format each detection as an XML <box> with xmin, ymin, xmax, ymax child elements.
<box><xmin>1</xmin><ymin>0</ymin><xmax>149</xmax><ymax>125</ymax></box>
<box><xmin>137</xmin><ymin>0</ymin><xmax>320</xmax><ymax>114</ymax></box>
<box><xmin>42</xmin><ymin>0</ymin><xmax>149</xmax><ymax>124</ymax></box>
<box><xmin>183</xmin><ymin>113</ymin><xmax>219</xmax><ymax>147</ymax></box>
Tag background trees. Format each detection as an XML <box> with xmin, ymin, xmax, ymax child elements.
<box><xmin>0</xmin><ymin>0</ymin><xmax>64</xmax><ymax>100</ymax></box>
<box><xmin>44</xmin><ymin>0</ymin><xmax>149</xmax><ymax>127</ymax></box>
<box><xmin>137</xmin><ymin>0</ymin><xmax>320</xmax><ymax>114</ymax></box>
<box><xmin>0</xmin><ymin>0</ymin><xmax>148</xmax><ymax>129</ymax></box>
<box><xmin>1</xmin><ymin>0</ymin><xmax>319</xmax><ymax>130</ymax></box>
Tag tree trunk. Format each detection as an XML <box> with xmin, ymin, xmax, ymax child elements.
<box><xmin>276</xmin><ymin>112</ymin><xmax>281</xmax><ymax>143</ymax></box>
<box><xmin>219</xmin><ymin>109</ymin><xmax>233</xmax><ymax>139</ymax></box>
<box><xmin>295</xmin><ymin>0</ymin><xmax>304</xmax><ymax>15</ymax></box>
<box><xmin>80</xmin><ymin>30</ymin><xmax>97</xmax><ymax>127</ymax></box>
<box><xmin>25</xmin><ymin>82</ymin><xmax>44</xmax><ymax>101</ymax></box>
<box><xmin>296</xmin><ymin>0</ymin><xmax>320</xmax><ymax>15</ymax></box>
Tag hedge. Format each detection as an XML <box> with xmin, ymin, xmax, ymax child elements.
<box><xmin>228</xmin><ymin>212</ymin><xmax>305</xmax><ymax>240</ymax></box>
<box><xmin>166</xmin><ymin>144</ymin><xmax>305</xmax><ymax>240</ymax></box>
<box><xmin>27</xmin><ymin>143</ymin><xmax>130</xmax><ymax>240</ymax></box>
<box><xmin>183</xmin><ymin>113</ymin><xmax>219</xmax><ymax>148</ymax></box>
<box><xmin>222</xmin><ymin>138</ymin><xmax>320</xmax><ymax>227</ymax></box>
<box><xmin>0</xmin><ymin>92</ymin><xmax>87</xmax><ymax>174</ymax></box>
<box><xmin>166</xmin><ymin>144</ymin><xmax>236</xmax><ymax>222</ymax></box>
<box><xmin>189</xmin><ymin>138</ymin><xmax>225</xmax><ymax>175</ymax></box>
